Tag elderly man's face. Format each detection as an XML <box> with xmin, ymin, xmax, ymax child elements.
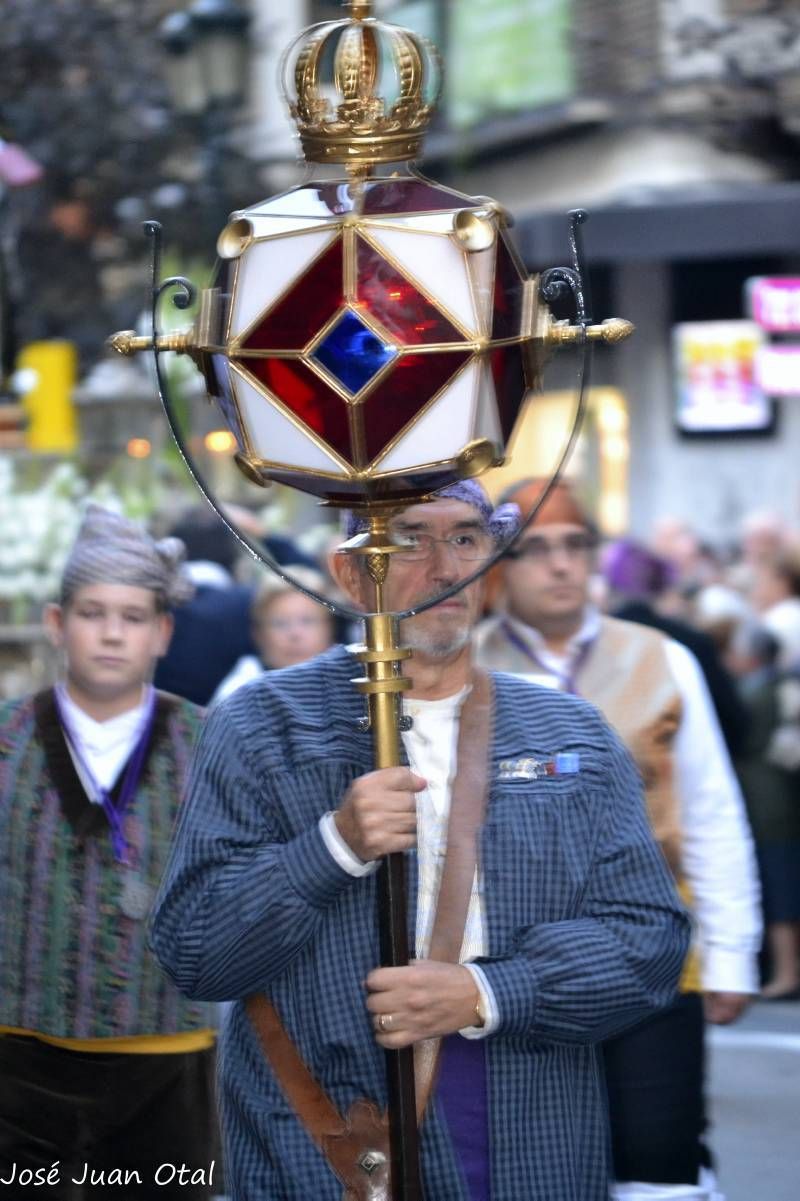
<box><xmin>335</xmin><ymin>499</ymin><xmax>491</xmax><ymax>658</ymax></box>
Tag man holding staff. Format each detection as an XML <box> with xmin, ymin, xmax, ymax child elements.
<box><xmin>151</xmin><ymin>482</ymin><xmax>689</xmax><ymax>1201</ymax></box>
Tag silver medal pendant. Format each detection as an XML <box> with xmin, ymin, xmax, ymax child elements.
<box><xmin>119</xmin><ymin>873</ymin><xmax>154</xmax><ymax>920</ymax></box>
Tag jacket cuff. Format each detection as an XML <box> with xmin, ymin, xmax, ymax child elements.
<box><xmin>471</xmin><ymin>957</ymin><xmax>537</xmax><ymax>1037</ymax></box>
<box><xmin>282</xmin><ymin>821</ymin><xmax>362</xmax><ymax>909</ymax></box>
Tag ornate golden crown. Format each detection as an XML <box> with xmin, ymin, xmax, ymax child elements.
<box><xmin>282</xmin><ymin>0</ymin><xmax>442</xmax><ymax>168</ymax></box>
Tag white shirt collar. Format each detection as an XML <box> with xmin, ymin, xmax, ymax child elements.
<box><xmin>503</xmin><ymin>606</ymin><xmax>600</xmax><ymax>682</ymax></box>
<box><xmin>58</xmin><ymin>686</ymin><xmax>148</xmax><ymax>756</ymax></box>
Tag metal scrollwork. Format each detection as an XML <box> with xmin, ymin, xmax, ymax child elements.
<box><xmin>539</xmin><ymin>208</ymin><xmax>591</xmax><ymax>326</ymax></box>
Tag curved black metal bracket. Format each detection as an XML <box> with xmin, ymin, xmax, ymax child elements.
<box><xmin>539</xmin><ymin>208</ymin><xmax>591</xmax><ymax>325</ymax></box>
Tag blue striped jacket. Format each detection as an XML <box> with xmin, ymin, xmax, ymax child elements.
<box><xmin>150</xmin><ymin>645</ymin><xmax>690</xmax><ymax>1201</ymax></box>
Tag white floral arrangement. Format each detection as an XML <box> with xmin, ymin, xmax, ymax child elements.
<box><xmin>0</xmin><ymin>458</ymin><xmax>126</xmax><ymax>617</ymax></box>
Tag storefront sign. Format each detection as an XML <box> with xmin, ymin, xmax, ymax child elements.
<box><xmin>673</xmin><ymin>321</ymin><xmax>772</xmax><ymax>433</ymax></box>
<box><xmin>747</xmin><ymin>276</ymin><xmax>800</xmax><ymax>333</ymax></box>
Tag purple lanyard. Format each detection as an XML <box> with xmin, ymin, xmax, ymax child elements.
<box><xmin>500</xmin><ymin>619</ymin><xmax>593</xmax><ymax>695</ymax></box>
<box><xmin>54</xmin><ymin>685</ymin><xmax>157</xmax><ymax>865</ymax></box>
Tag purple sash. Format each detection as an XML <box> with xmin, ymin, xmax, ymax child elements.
<box><xmin>53</xmin><ymin>685</ymin><xmax>157</xmax><ymax>864</ymax></box>
<box><xmin>436</xmin><ymin>1034</ymin><xmax>490</xmax><ymax>1201</ymax></box>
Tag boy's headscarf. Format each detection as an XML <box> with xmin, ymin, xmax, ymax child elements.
<box><xmin>60</xmin><ymin>505</ymin><xmax>194</xmax><ymax>609</ymax></box>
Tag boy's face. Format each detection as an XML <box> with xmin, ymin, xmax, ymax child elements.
<box><xmin>45</xmin><ymin>583</ymin><xmax>173</xmax><ymax>706</ymax></box>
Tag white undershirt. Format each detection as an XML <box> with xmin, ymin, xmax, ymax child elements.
<box><xmin>320</xmin><ymin>687</ymin><xmax>497</xmax><ymax>1037</ymax></box>
<box><xmin>58</xmin><ymin>686</ymin><xmax>148</xmax><ymax>802</ymax></box>
<box><xmin>501</xmin><ymin>609</ymin><xmax>762</xmax><ymax>995</ymax></box>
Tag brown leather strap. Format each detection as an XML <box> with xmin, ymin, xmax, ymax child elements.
<box><xmin>413</xmin><ymin>669</ymin><xmax>494</xmax><ymax>1118</ymax></box>
<box><xmin>246</xmin><ymin>993</ymin><xmax>390</xmax><ymax>1199</ymax></box>
<box><xmin>246</xmin><ymin>669</ymin><xmax>494</xmax><ymax>1195</ymax></box>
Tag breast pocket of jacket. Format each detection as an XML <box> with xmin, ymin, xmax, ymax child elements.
<box><xmin>481</xmin><ymin>779</ymin><xmax>597</xmax><ymax>924</ymax></box>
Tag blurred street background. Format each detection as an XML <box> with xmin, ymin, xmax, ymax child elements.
<box><xmin>709</xmin><ymin>998</ymin><xmax>800</xmax><ymax>1201</ymax></box>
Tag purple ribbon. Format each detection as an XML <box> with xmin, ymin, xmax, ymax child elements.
<box><xmin>54</xmin><ymin>685</ymin><xmax>157</xmax><ymax>864</ymax></box>
<box><xmin>500</xmin><ymin>619</ymin><xmax>594</xmax><ymax>694</ymax></box>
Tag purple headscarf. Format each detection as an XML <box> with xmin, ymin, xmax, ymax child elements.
<box><xmin>602</xmin><ymin>539</ymin><xmax>677</xmax><ymax>599</ymax></box>
<box><xmin>343</xmin><ymin>480</ymin><xmax>520</xmax><ymax>544</ymax></box>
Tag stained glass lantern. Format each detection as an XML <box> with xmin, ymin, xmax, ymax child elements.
<box><xmin>112</xmin><ymin>1</ymin><xmax>629</xmax><ymax>514</ymax></box>
<box><xmin>204</xmin><ymin>174</ymin><xmax>545</xmax><ymax>505</ymax></box>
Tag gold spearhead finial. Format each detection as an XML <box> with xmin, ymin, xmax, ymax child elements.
<box><xmin>548</xmin><ymin>318</ymin><xmax>635</xmax><ymax>347</ymax></box>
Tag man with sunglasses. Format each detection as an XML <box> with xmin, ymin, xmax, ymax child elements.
<box><xmin>151</xmin><ymin>480</ymin><xmax>689</xmax><ymax>1201</ymax></box>
<box><xmin>475</xmin><ymin>478</ymin><xmax>761</xmax><ymax>1201</ymax></box>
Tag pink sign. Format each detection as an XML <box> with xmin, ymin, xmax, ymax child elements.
<box><xmin>748</xmin><ymin>276</ymin><xmax>800</xmax><ymax>333</ymax></box>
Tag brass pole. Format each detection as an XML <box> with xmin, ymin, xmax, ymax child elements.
<box><xmin>349</xmin><ymin>514</ymin><xmax>422</xmax><ymax>1201</ymax></box>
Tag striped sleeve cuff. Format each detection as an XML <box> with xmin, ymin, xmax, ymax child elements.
<box><xmin>319</xmin><ymin>812</ymin><xmax>380</xmax><ymax>878</ymax></box>
<box><xmin>459</xmin><ymin>963</ymin><xmax>499</xmax><ymax>1039</ymax></box>
<box><xmin>282</xmin><ymin>820</ymin><xmax>367</xmax><ymax>908</ymax></box>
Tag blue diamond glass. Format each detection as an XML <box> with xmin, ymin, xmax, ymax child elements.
<box><xmin>312</xmin><ymin>309</ymin><xmax>396</xmax><ymax>395</ymax></box>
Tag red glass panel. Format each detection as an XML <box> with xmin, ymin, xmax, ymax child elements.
<box><xmin>236</xmin><ymin>356</ymin><xmax>353</xmax><ymax>462</ymax></box>
<box><xmin>356</xmin><ymin>238</ymin><xmax>463</xmax><ymax>346</ymax></box>
<box><xmin>241</xmin><ymin>238</ymin><xmax>344</xmax><ymax>351</ymax></box>
<box><xmin>491</xmin><ymin>234</ymin><xmax>526</xmax><ymax>341</ymax></box>
<box><xmin>361</xmin><ymin>351</ymin><xmax>470</xmax><ymax>464</ymax></box>
<box><xmin>361</xmin><ymin>179</ymin><xmax>476</xmax><ymax>215</ymax></box>
<box><xmin>489</xmin><ymin>346</ymin><xmax>527</xmax><ymax>441</ymax></box>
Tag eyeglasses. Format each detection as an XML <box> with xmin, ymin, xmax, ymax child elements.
<box><xmin>505</xmin><ymin>533</ymin><xmax>597</xmax><ymax>562</ymax></box>
<box><xmin>391</xmin><ymin>529</ymin><xmax>494</xmax><ymax>563</ymax></box>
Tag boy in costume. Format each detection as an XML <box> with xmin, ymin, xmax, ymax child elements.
<box><xmin>0</xmin><ymin>507</ymin><xmax>218</xmax><ymax>1199</ymax></box>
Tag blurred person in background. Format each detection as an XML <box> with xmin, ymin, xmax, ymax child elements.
<box><xmin>154</xmin><ymin>505</ymin><xmax>318</xmax><ymax>706</ymax></box>
<box><xmin>602</xmin><ymin>539</ymin><xmax>748</xmax><ymax>758</ymax></box>
<box><xmin>648</xmin><ymin>517</ymin><xmax>722</xmax><ymax>617</ymax></box>
<box><xmin>690</xmin><ymin>583</ymin><xmax>752</xmax><ymax>666</ymax></box>
<box><xmin>475</xmin><ymin>479</ymin><xmax>761</xmax><ymax>1201</ymax></box>
<box><xmin>730</xmin><ymin>621</ymin><xmax>800</xmax><ymax>1000</ymax></box>
<box><xmin>749</xmin><ymin>548</ymin><xmax>800</xmax><ymax>671</ymax></box>
<box><xmin>211</xmin><ymin>568</ymin><xmax>335</xmax><ymax>704</ymax></box>
<box><xmin>0</xmin><ymin>507</ymin><xmax>217</xmax><ymax>1199</ymax></box>
<box><xmin>740</xmin><ymin>511</ymin><xmax>788</xmax><ymax>569</ymax></box>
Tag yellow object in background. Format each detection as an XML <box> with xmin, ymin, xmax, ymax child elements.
<box><xmin>18</xmin><ymin>340</ymin><xmax>78</xmax><ymax>452</ymax></box>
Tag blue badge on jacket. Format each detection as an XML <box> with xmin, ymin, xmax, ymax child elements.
<box><xmin>497</xmin><ymin>753</ymin><xmax>580</xmax><ymax>780</ymax></box>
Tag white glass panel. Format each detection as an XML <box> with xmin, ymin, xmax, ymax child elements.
<box><xmin>246</xmin><ymin>214</ymin><xmax>339</xmax><ymax>240</ymax></box>
<box><xmin>374</xmin><ymin>358</ymin><xmax>478</xmax><ymax>471</ymax></box>
<box><xmin>248</xmin><ymin>184</ymin><xmax>352</xmax><ymax>218</ymax></box>
<box><xmin>232</xmin><ymin>367</ymin><xmax>349</xmax><ymax>475</ymax></box>
<box><xmin>363</xmin><ymin>213</ymin><xmax>458</xmax><ymax>236</ymax></box>
<box><xmin>474</xmin><ymin>362</ymin><xmax>504</xmax><ymax>450</ymax></box>
<box><xmin>231</xmin><ymin>229</ymin><xmax>339</xmax><ymax>339</ymax></box>
<box><xmin>365</xmin><ymin>227</ymin><xmax>478</xmax><ymax>336</ymax></box>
